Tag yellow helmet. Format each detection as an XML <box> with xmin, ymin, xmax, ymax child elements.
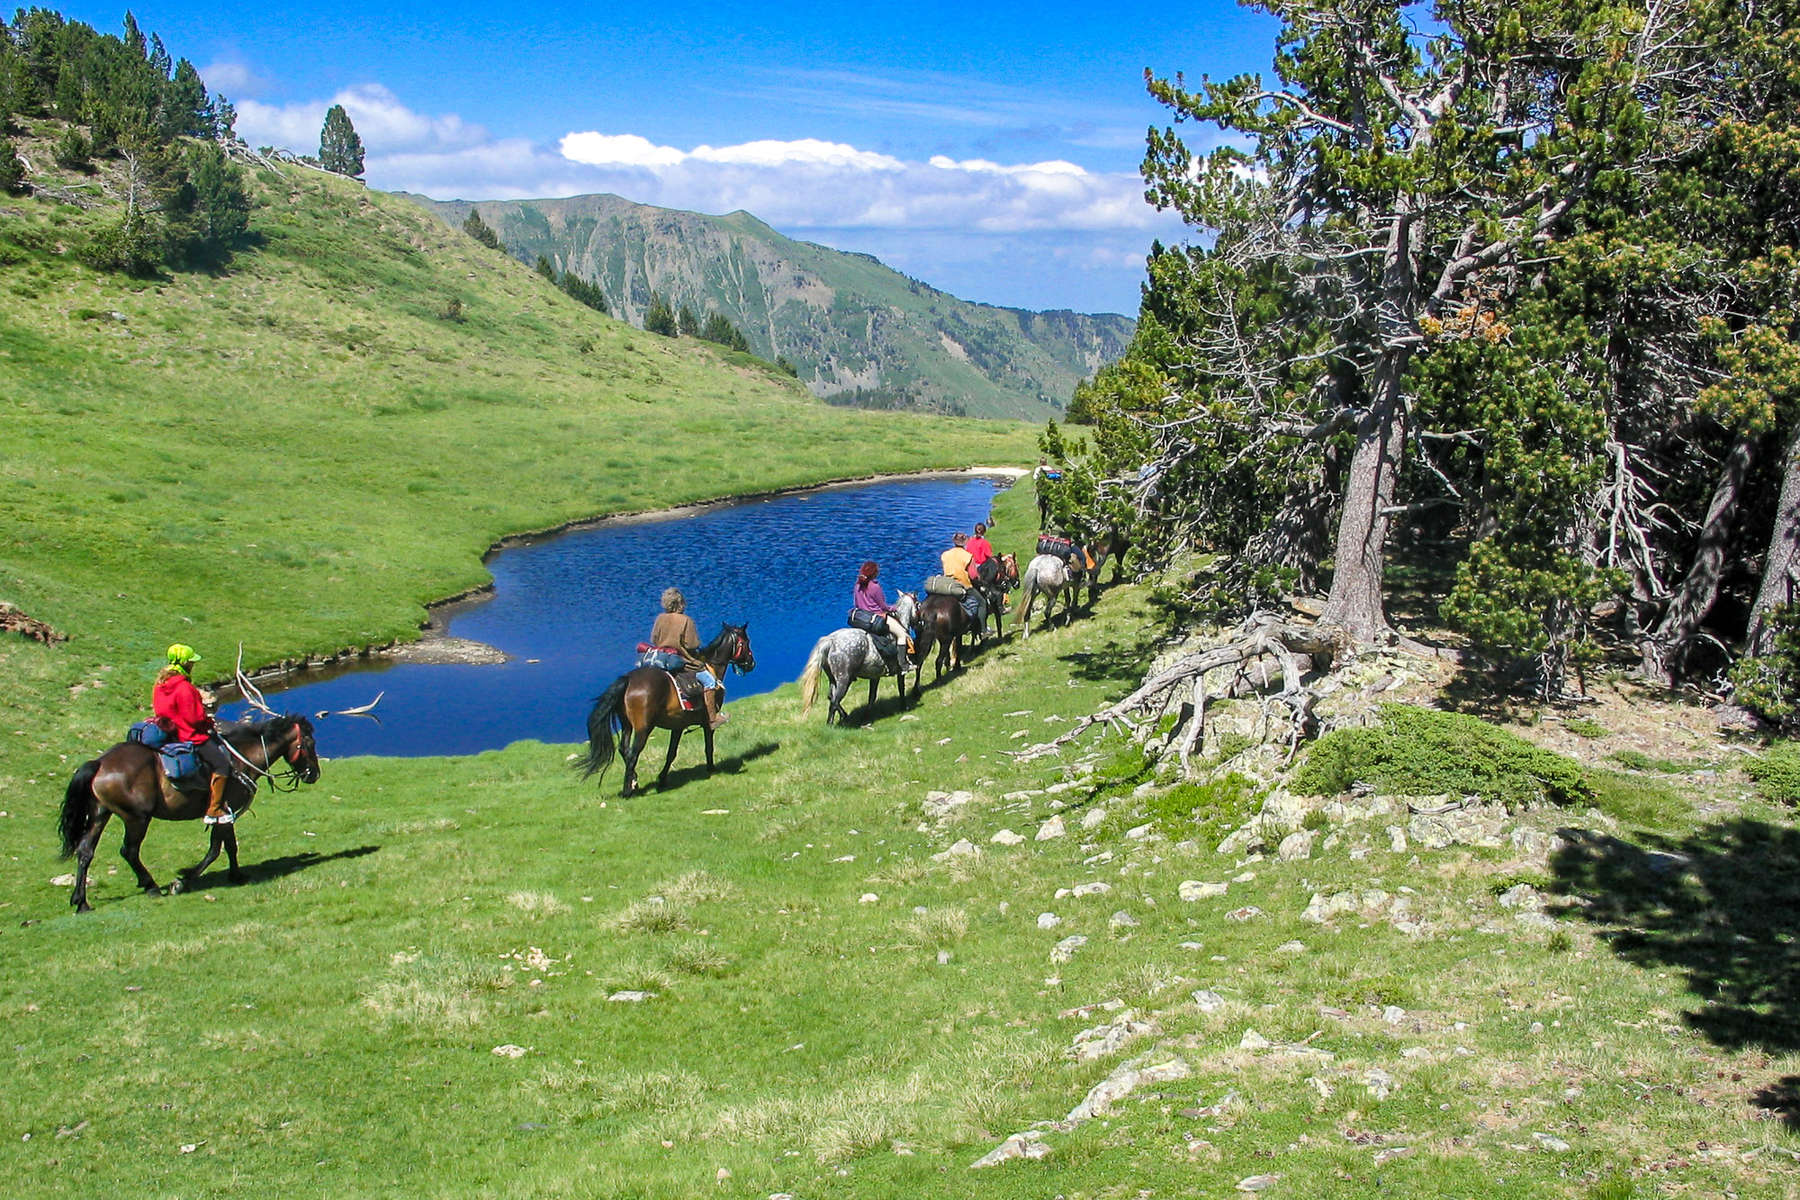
<box><xmin>166</xmin><ymin>643</ymin><xmax>201</xmax><ymax>669</ymax></box>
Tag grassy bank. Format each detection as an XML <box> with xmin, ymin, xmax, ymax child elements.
<box><xmin>3</xmin><ymin>481</ymin><xmax>1796</xmax><ymax>1198</ymax></box>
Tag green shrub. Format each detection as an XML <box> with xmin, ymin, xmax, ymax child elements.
<box><xmin>0</xmin><ymin>136</ymin><xmax>27</xmax><ymax>194</ymax></box>
<box><xmin>1730</xmin><ymin>604</ymin><xmax>1800</xmax><ymax>727</ymax></box>
<box><xmin>52</xmin><ymin>125</ymin><xmax>90</xmax><ymax>170</ymax></box>
<box><xmin>1143</xmin><ymin>772</ymin><xmax>1263</xmax><ymax>843</ymax></box>
<box><xmin>79</xmin><ymin>215</ymin><xmax>163</xmax><ymax>276</ymax></box>
<box><xmin>1745</xmin><ymin>741</ymin><xmax>1800</xmax><ymax>805</ymax></box>
<box><xmin>1291</xmin><ymin>704</ymin><xmax>1592</xmax><ymax>807</ymax></box>
<box><xmin>1563</xmin><ymin>717</ymin><xmax>1606</xmax><ymax>738</ymax></box>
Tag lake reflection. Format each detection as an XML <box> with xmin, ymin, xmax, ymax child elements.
<box><xmin>225</xmin><ymin>475</ymin><xmax>1011</xmax><ymax>757</ymax></box>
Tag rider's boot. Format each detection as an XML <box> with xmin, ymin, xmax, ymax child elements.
<box><xmin>703</xmin><ymin>687</ymin><xmax>729</xmax><ymax>730</ymax></box>
<box><xmin>203</xmin><ymin>770</ymin><xmax>233</xmax><ymax>825</ymax></box>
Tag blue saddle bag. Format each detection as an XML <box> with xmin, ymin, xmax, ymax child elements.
<box><xmin>159</xmin><ymin>741</ymin><xmax>201</xmax><ymax>782</ymax></box>
<box><xmin>127</xmin><ymin>719</ymin><xmax>169</xmax><ymax>749</ymax></box>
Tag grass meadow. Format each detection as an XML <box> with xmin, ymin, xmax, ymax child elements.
<box><xmin>3</xmin><ymin>483</ymin><xmax>1796</xmax><ymax>1198</ymax></box>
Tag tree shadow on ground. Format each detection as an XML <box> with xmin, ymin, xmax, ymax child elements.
<box><xmin>1549</xmin><ymin>818</ymin><xmax>1800</xmax><ymax>1054</ymax></box>
<box><xmin>185</xmin><ymin>843</ymin><xmax>380</xmax><ymax>890</ymax></box>
<box><xmin>1752</xmin><ymin>1077</ymin><xmax>1800</xmax><ymax>1133</ymax></box>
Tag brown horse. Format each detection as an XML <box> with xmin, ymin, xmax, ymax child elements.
<box><xmin>916</xmin><ymin>592</ymin><xmax>983</xmax><ymax>678</ymax></box>
<box><xmin>579</xmin><ymin>623</ymin><xmax>754</xmax><ymax>796</ymax></box>
<box><xmin>58</xmin><ymin>715</ymin><xmax>321</xmax><ymax>912</ymax></box>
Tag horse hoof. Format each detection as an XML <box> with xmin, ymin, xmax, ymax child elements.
<box><xmin>169</xmin><ymin>879</ymin><xmax>185</xmax><ymax>895</ymax></box>
<box><xmin>75</xmin><ymin>903</ymin><xmax>93</xmax><ymax>914</ymax></box>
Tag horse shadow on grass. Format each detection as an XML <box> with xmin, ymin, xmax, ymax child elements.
<box><xmin>182</xmin><ymin>843</ymin><xmax>381</xmax><ymax>891</ymax></box>
<box><xmin>654</xmin><ymin>740</ymin><xmax>781</xmax><ymax>791</ymax></box>
<box><xmin>1549</xmin><ymin>817</ymin><xmax>1800</xmax><ymax>1125</ymax></box>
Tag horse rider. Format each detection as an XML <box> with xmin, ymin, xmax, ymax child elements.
<box><xmin>152</xmin><ymin>643</ymin><xmax>236</xmax><ymax>824</ymax></box>
<box><xmin>965</xmin><ymin>522</ymin><xmax>1003</xmax><ymax>633</ymax></box>
<box><xmin>853</xmin><ymin>561</ymin><xmax>913</xmax><ymax>673</ymax></box>
<box><xmin>647</xmin><ymin>587</ymin><xmax>728</xmax><ymax>730</ymax></box>
<box><xmin>940</xmin><ymin>532</ymin><xmax>987</xmax><ymax>631</ymax></box>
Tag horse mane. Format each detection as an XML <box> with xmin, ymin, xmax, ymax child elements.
<box><xmin>700</xmin><ymin>624</ymin><xmax>741</xmax><ymax>660</ymax></box>
<box><xmin>222</xmin><ymin>713</ymin><xmax>305</xmax><ymax>743</ymax></box>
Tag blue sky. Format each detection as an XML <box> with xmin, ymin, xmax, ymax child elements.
<box><xmin>60</xmin><ymin>2</ymin><xmax>1280</xmax><ymax>314</ymax></box>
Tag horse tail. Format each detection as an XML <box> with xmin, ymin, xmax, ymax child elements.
<box><xmin>798</xmin><ymin>637</ymin><xmax>828</xmax><ymax>713</ymax></box>
<box><xmin>60</xmin><ymin>759</ymin><xmax>101</xmax><ymax>858</ymax></box>
<box><xmin>578</xmin><ymin>676</ymin><xmax>628</xmax><ymax>780</ymax></box>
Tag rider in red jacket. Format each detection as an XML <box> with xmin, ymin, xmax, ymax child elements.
<box><xmin>153</xmin><ymin>644</ymin><xmax>235</xmax><ymax>823</ymax></box>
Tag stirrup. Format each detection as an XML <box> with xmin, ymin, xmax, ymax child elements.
<box><xmin>204</xmin><ymin>811</ymin><xmax>235</xmax><ymax>826</ymax></box>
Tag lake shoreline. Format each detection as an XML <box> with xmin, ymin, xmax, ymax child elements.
<box><xmin>231</xmin><ymin>465</ymin><xmax>1027</xmax><ymax>690</ymax></box>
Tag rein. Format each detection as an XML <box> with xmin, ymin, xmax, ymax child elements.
<box><xmin>219</xmin><ymin>723</ymin><xmax>309</xmax><ymax>794</ymax></box>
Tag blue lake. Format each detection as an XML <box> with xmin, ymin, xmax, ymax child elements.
<box><xmin>223</xmin><ymin>475</ymin><xmax>1012</xmax><ymax>757</ymax></box>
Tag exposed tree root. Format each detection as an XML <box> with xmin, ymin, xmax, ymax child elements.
<box><xmin>1</xmin><ymin>601</ymin><xmax>67</xmax><ymax>645</ymax></box>
<box><xmin>1013</xmin><ymin>612</ymin><xmax>1356</xmax><ymax>772</ymax></box>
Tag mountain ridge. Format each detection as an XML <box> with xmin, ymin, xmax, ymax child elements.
<box><xmin>401</xmin><ymin>191</ymin><xmax>1134</xmax><ymax>420</ymax></box>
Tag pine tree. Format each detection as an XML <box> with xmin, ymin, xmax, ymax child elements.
<box><xmin>534</xmin><ymin>255</ymin><xmax>555</xmax><ymax>281</ymax></box>
<box><xmin>0</xmin><ymin>136</ymin><xmax>25</xmax><ymax>194</ymax></box>
<box><xmin>676</xmin><ymin>303</ymin><xmax>700</xmax><ymax>337</ymax></box>
<box><xmin>318</xmin><ymin>103</ymin><xmax>363</xmax><ymax>178</ymax></box>
<box><xmin>462</xmin><ymin>210</ymin><xmax>502</xmax><ymax>251</ymax></box>
<box><xmin>643</xmin><ymin>293</ymin><xmax>677</xmax><ymax>337</ymax></box>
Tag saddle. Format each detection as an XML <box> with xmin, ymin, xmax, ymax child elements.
<box><xmin>660</xmin><ymin>670</ymin><xmax>702</xmax><ymax>711</ymax></box>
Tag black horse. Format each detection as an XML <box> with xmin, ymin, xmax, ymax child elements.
<box><xmin>579</xmin><ymin>624</ymin><xmax>754</xmax><ymax>796</ymax></box>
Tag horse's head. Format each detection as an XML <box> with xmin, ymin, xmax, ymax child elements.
<box><xmin>724</xmin><ymin>623</ymin><xmax>755</xmax><ymax>674</ymax></box>
<box><xmin>284</xmin><ymin>715</ymin><xmax>322</xmax><ymax>783</ymax></box>
<box><xmin>999</xmin><ymin>553</ymin><xmax>1019</xmax><ymax>586</ymax></box>
<box><xmin>894</xmin><ymin>591</ymin><xmax>919</xmax><ymax>627</ymax></box>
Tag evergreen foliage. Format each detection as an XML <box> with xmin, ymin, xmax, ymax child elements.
<box><xmin>1291</xmin><ymin>705</ymin><xmax>1593</xmax><ymax>808</ymax></box>
<box><xmin>1050</xmin><ymin>0</ymin><xmax>1800</xmax><ymax>696</ymax></box>
<box><xmin>699</xmin><ymin>311</ymin><xmax>749</xmax><ymax>353</ymax></box>
<box><xmin>461</xmin><ymin>209</ymin><xmax>502</xmax><ymax>251</ymax></box>
<box><xmin>1730</xmin><ymin>605</ymin><xmax>1800</xmax><ymax>728</ymax></box>
<box><xmin>1744</xmin><ymin>741</ymin><xmax>1800</xmax><ymax>805</ymax></box>
<box><xmin>556</xmin><ymin>270</ymin><xmax>607</xmax><ymax>314</ymax></box>
<box><xmin>51</xmin><ymin>122</ymin><xmax>88</xmax><ymax>168</ymax></box>
<box><xmin>0</xmin><ymin>135</ymin><xmax>23</xmax><ymax>193</ymax></box>
<box><xmin>318</xmin><ymin>103</ymin><xmax>363</xmax><ymax>178</ymax></box>
<box><xmin>676</xmin><ymin>302</ymin><xmax>700</xmax><ymax>337</ymax></box>
<box><xmin>533</xmin><ymin>254</ymin><xmax>555</xmax><ymax>281</ymax></box>
<box><xmin>643</xmin><ymin>293</ymin><xmax>677</xmax><ymax>337</ymax></box>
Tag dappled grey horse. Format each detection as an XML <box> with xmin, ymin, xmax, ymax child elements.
<box><xmin>1014</xmin><ymin>553</ymin><xmax>1079</xmax><ymax>639</ymax></box>
<box><xmin>798</xmin><ymin>592</ymin><xmax>920</xmax><ymax>724</ymax></box>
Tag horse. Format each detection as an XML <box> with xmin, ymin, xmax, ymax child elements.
<box><xmin>916</xmin><ymin>590</ymin><xmax>985</xmax><ymax>677</ymax></box>
<box><xmin>58</xmin><ymin>715</ymin><xmax>321</xmax><ymax>913</ymax></box>
<box><xmin>975</xmin><ymin>552</ymin><xmax>1020</xmax><ymax>640</ymax></box>
<box><xmin>798</xmin><ymin>592</ymin><xmax>920</xmax><ymax>724</ymax></box>
<box><xmin>579</xmin><ymin>623</ymin><xmax>754</xmax><ymax>797</ymax></box>
<box><xmin>1014</xmin><ymin>553</ymin><xmax>1081</xmax><ymax>638</ymax></box>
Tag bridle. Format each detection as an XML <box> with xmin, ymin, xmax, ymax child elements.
<box><xmin>723</xmin><ymin>626</ymin><xmax>755</xmax><ymax>674</ymax></box>
<box><xmin>219</xmin><ymin>719</ymin><xmax>317</xmax><ymax>794</ymax></box>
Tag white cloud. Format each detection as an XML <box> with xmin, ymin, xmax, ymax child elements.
<box><xmin>236</xmin><ymin>84</ymin><xmax>487</xmax><ymax>156</ymax></box>
<box><xmin>197</xmin><ymin>59</ymin><xmax>266</xmax><ymax>98</ymax></box>
<box><xmin>226</xmin><ymin>81</ymin><xmax>1188</xmax><ymax>311</ymax></box>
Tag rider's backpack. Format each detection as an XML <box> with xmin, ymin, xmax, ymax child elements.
<box><xmin>127</xmin><ymin>719</ymin><xmax>170</xmax><ymax>749</ymax></box>
<box><xmin>847</xmin><ymin>608</ymin><xmax>886</xmax><ymax>634</ymax></box>
<box><xmin>923</xmin><ymin>574</ymin><xmax>967</xmax><ymax>597</ymax></box>
<box><xmin>159</xmin><ymin>741</ymin><xmax>201</xmax><ymax>782</ymax></box>
<box><xmin>1038</xmin><ymin>534</ymin><xmax>1074</xmax><ymax>559</ymax></box>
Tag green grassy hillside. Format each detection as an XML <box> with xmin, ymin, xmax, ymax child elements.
<box><xmin>0</xmin><ymin>117</ymin><xmax>1034</xmax><ymax>753</ymax></box>
<box><xmin>415</xmin><ymin>193</ymin><xmax>1135</xmax><ymax>421</ymax></box>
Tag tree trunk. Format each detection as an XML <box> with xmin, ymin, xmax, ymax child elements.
<box><xmin>1319</xmin><ymin>349</ymin><xmax>1409</xmax><ymax>645</ymax></box>
<box><xmin>1746</xmin><ymin>419</ymin><xmax>1800</xmax><ymax>656</ymax></box>
<box><xmin>1640</xmin><ymin>432</ymin><xmax>1758</xmax><ymax>684</ymax></box>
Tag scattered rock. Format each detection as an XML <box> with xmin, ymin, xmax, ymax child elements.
<box><xmin>1072</xmin><ymin>881</ymin><xmax>1112</xmax><ymax>898</ymax></box>
<box><xmin>1237</xmin><ymin>1175</ymin><xmax>1282</xmax><ymax>1193</ymax></box>
<box><xmin>1364</xmin><ymin>1068</ymin><xmax>1395</xmax><ymax>1100</ymax></box>
<box><xmin>1081</xmin><ymin>807</ymin><xmax>1107</xmax><ymax>830</ymax></box>
<box><xmin>1278</xmin><ymin>830</ymin><xmax>1317</xmax><ymax>861</ymax></box>
<box><xmin>969</xmin><ymin>1131</ymin><xmax>1052</xmax><ymax>1169</ymax></box>
<box><xmin>991</xmin><ymin>828</ymin><xmax>1025</xmax><ymax>846</ymax></box>
<box><xmin>1382</xmin><ymin>1005</ymin><xmax>1407</xmax><ymax>1025</ymax></box>
<box><xmin>1388</xmin><ymin>826</ymin><xmax>1408</xmax><ymax>853</ymax></box>
<box><xmin>1037</xmin><ymin>912</ymin><xmax>1061</xmax><ymax>930</ymax></box>
<box><xmin>923</xmin><ymin>790</ymin><xmax>975</xmax><ymax>821</ymax></box>
<box><xmin>491</xmin><ymin>1044</ymin><xmax>529</xmax><ymax>1058</ymax></box>
<box><xmin>1070</xmin><ymin>1011</ymin><xmax>1156</xmax><ymax>1061</ymax></box>
<box><xmin>1109</xmin><ymin>910</ymin><xmax>1140</xmax><ymax>930</ymax></box>
<box><xmin>1275</xmin><ymin>940</ymin><xmax>1306</xmax><ymax>953</ymax></box>
<box><xmin>607</xmin><ymin>990</ymin><xmax>653</xmax><ymax>1003</ymax></box>
<box><xmin>931</xmin><ymin>839</ymin><xmax>979</xmax><ymax>862</ymax></box>
<box><xmin>1225</xmin><ymin>905</ymin><xmax>1264</xmax><ymax>922</ymax></box>
<box><xmin>1532</xmin><ymin>1132</ymin><xmax>1571</xmax><ymax>1153</ymax></box>
<box><xmin>1050</xmin><ymin>935</ymin><xmax>1088</xmax><ymax>964</ymax></box>
<box><xmin>1497</xmin><ymin>883</ymin><xmax>1544</xmax><ymax>910</ymax></box>
<box><xmin>1179</xmin><ymin>880</ymin><xmax>1228</xmax><ymax>902</ymax></box>
<box><xmin>1239</xmin><ymin>1028</ymin><xmax>1271</xmax><ymax>1050</ymax></box>
<box><xmin>1124</xmin><ymin>823</ymin><xmax>1156</xmax><ymax>840</ymax></box>
<box><xmin>1036</xmin><ymin>816</ymin><xmax>1067</xmax><ymax>841</ymax></box>
<box><xmin>1066</xmin><ymin>1054</ymin><xmax>1191</xmax><ymax>1122</ymax></box>
<box><xmin>859</xmin><ymin>893</ymin><xmax>879</xmax><ymax>904</ymax></box>
<box><xmin>1192</xmin><ymin>989</ymin><xmax>1227</xmax><ymax>1013</ymax></box>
